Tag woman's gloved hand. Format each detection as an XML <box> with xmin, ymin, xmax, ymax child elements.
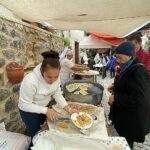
<box><xmin>46</xmin><ymin>108</ymin><xmax>58</xmax><ymax>122</ymax></box>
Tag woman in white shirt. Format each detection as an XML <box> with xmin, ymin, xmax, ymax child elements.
<box><xmin>60</xmin><ymin>50</ymin><xmax>89</xmax><ymax>86</ymax></box>
<box><xmin>18</xmin><ymin>51</ymin><xmax>77</xmax><ymax>137</ymax></box>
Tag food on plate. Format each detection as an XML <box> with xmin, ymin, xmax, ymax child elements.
<box><xmin>68</xmin><ymin>103</ymin><xmax>97</xmax><ymax>114</ymax></box>
<box><xmin>58</xmin><ymin>122</ymin><xmax>68</xmax><ymax>129</ymax></box>
<box><xmin>75</xmin><ymin>113</ymin><xmax>91</xmax><ymax>128</ymax></box>
<box><xmin>71</xmin><ymin>112</ymin><xmax>93</xmax><ymax>129</ymax></box>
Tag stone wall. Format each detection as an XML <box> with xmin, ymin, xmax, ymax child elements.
<box><xmin>0</xmin><ymin>16</ymin><xmax>64</xmax><ymax>133</ymax></box>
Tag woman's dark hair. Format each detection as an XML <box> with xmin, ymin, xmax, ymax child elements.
<box><xmin>41</xmin><ymin>51</ymin><xmax>60</xmax><ymax>73</ymax></box>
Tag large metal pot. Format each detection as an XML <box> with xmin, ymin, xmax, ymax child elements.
<box><xmin>63</xmin><ymin>80</ymin><xmax>104</xmax><ymax>105</ymax></box>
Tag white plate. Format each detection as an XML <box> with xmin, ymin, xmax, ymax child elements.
<box><xmin>71</xmin><ymin>112</ymin><xmax>93</xmax><ymax>130</ymax></box>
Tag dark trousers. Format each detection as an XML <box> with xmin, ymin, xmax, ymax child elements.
<box><xmin>99</xmin><ymin>67</ymin><xmax>103</xmax><ymax>75</ymax></box>
<box><xmin>126</xmin><ymin>138</ymin><xmax>134</xmax><ymax>150</ymax></box>
<box><xmin>102</xmin><ymin>66</ymin><xmax>107</xmax><ymax>79</ymax></box>
<box><xmin>110</xmin><ymin>68</ymin><xmax>115</xmax><ymax>78</ymax></box>
<box><xmin>19</xmin><ymin>109</ymin><xmax>46</xmax><ymax>137</ymax></box>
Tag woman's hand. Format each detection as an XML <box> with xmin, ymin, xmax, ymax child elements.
<box><xmin>108</xmin><ymin>95</ymin><xmax>114</xmax><ymax>106</ymax></box>
<box><xmin>107</xmin><ymin>85</ymin><xmax>114</xmax><ymax>93</ymax></box>
<box><xmin>64</xmin><ymin>105</ymin><xmax>79</xmax><ymax>115</ymax></box>
<box><xmin>46</xmin><ymin>108</ymin><xmax>58</xmax><ymax>122</ymax></box>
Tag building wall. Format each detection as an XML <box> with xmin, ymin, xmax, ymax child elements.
<box><xmin>0</xmin><ymin>16</ymin><xmax>64</xmax><ymax>133</ymax></box>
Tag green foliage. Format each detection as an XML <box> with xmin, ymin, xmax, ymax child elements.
<box><xmin>64</xmin><ymin>37</ymin><xmax>71</xmax><ymax>46</ymax></box>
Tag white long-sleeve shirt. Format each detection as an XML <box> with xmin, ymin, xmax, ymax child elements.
<box><xmin>18</xmin><ymin>64</ymin><xmax>68</xmax><ymax>114</ymax></box>
<box><xmin>60</xmin><ymin>58</ymin><xmax>74</xmax><ymax>86</ymax></box>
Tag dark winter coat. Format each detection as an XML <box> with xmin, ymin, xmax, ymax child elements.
<box><xmin>112</xmin><ymin>57</ymin><xmax>150</xmax><ymax>142</ymax></box>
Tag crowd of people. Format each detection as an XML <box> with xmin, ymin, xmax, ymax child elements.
<box><xmin>82</xmin><ymin>33</ymin><xmax>150</xmax><ymax>80</ymax></box>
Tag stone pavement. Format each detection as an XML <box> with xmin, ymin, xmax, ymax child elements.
<box><xmin>97</xmin><ymin>75</ymin><xmax>150</xmax><ymax>150</ymax></box>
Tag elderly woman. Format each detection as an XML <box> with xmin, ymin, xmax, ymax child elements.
<box><xmin>60</xmin><ymin>50</ymin><xmax>89</xmax><ymax>86</ymax></box>
<box><xmin>108</xmin><ymin>42</ymin><xmax>150</xmax><ymax>149</ymax></box>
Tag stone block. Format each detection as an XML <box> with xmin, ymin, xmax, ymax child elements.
<box><xmin>12</xmin><ymin>85</ymin><xmax>20</xmax><ymax>93</ymax></box>
<box><xmin>0</xmin><ymin>73</ymin><xmax>4</xmax><ymax>86</ymax></box>
<box><xmin>19</xmin><ymin>55</ymin><xmax>27</xmax><ymax>66</ymax></box>
<box><xmin>10</xmin><ymin>111</ymin><xmax>18</xmax><ymax>119</ymax></box>
<box><xmin>5</xmin><ymin>97</ymin><xmax>17</xmax><ymax>113</ymax></box>
<box><xmin>0</xmin><ymin>89</ymin><xmax>9</xmax><ymax>101</ymax></box>
<box><xmin>10</xmin><ymin>40</ymin><xmax>22</xmax><ymax>49</ymax></box>
<box><xmin>0</xmin><ymin>35</ymin><xmax>7</xmax><ymax>47</ymax></box>
<box><xmin>1</xmin><ymin>23</ymin><xmax>8</xmax><ymax>34</ymax></box>
<box><xmin>10</xmin><ymin>29</ymin><xmax>20</xmax><ymax>38</ymax></box>
<box><xmin>2</xmin><ymin>49</ymin><xmax>15</xmax><ymax>60</ymax></box>
<box><xmin>0</xmin><ymin>19</ymin><xmax>2</xmax><ymax>27</ymax></box>
<box><xmin>0</xmin><ymin>117</ymin><xmax>6</xmax><ymax>123</ymax></box>
<box><xmin>0</xmin><ymin>58</ymin><xmax>5</xmax><ymax>67</ymax></box>
<box><xmin>5</xmin><ymin>122</ymin><xmax>11</xmax><ymax>130</ymax></box>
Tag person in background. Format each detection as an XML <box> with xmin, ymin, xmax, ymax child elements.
<box><xmin>108</xmin><ymin>42</ymin><xmax>150</xmax><ymax>149</ymax></box>
<box><xmin>18</xmin><ymin>51</ymin><xmax>78</xmax><ymax>138</ymax></box>
<box><xmin>127</xmin><ymin>33</ymin><xmax>150</xmax><ymax>73</ymax></box>
<box><xmin>94</xmin><ymin>52</ymin><xmax>102</xmax><ymax>64</ymax></box>
<box><xmin>101</xmin><ymin>53</ymin><xmax>110</xmax><ymax>79</ymax></box>
<box><xmin>80</xmin><ymin>50</ymin><xmax>88</xmax><ymax>65</ymax></box>
<box><xmin>59</xmin><ymin>46</ymin><xmax>69</xmax><ymax>61</ymax></box>
<box><xmin>107</xmin><ymin>55</ymin><xmax>117</xmax><ymax>78</ymax></box>
<box><xmin>87</xmin><ymin>54</ymin><xmax>95</xmax><ymax>70</ymax></box>
<box><xmin>60</xmin><ymin>50</ymin><xmax>89</xmax><ymax>86</ymax></box>
<box><xmin>94</xmin><ymin>52</ymin><xmax>104</xmax><ymax>75</ymax></box>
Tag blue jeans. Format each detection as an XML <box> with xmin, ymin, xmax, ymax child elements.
<box><xmin>19</xmin><ymin>109</ymin><xmax>46</xmax><ymax>137</ymax></box>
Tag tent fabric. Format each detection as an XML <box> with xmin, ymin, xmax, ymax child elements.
<box><xmin>91</xmin><ymin>32</ymin><xmax>125</xmax><ymax>46</ymax></box>
<box><xmin>79</xmin><ymin>35</ymin><xmax>112</xmax><ymax>49</ymax></box>
<box><xmin>0</xmin><ymin>0</ymin><xmax>150</xmax><ymax>37</ymax></box>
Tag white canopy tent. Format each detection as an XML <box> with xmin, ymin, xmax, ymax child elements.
<box><xmin>79</xmin><ymin>35</ymin><xmax>112</xmax><ymax>49</ymax></box>
<box><xmin>0</xmin><ymin>0</ymin><xmax>150</xmax><ymax>37</ymax></box>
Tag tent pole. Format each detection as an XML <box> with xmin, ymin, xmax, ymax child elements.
<box><xmin>75</xmin><ymin>41</ymin><xmax>79</xmax><ymax>64</ymax></box>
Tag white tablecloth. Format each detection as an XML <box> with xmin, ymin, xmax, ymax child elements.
<box><xmin>32</xmin><ymin>130</ymin><xmax>130</xmax><ymax>150</ymax></box>
<box><xmin>32</xmin><ymin>130</ymin><xmax>108</xmax><ymax>150</ymax></box>
<box><xmin>47</xmin><ymin>107</ymin><xmax>108</xmax><ymax>140</ymax></box>
<box><xmin>31</xmin><ymin>106</ymin><xmax>130</xmax><ymax>150</ymax></box>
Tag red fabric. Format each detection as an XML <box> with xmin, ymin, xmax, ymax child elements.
<box><xmin>91</xmin><ymin>32</ymin><xmax>125</xmax><ymax>46</ymax></box>
<box><xmin>136</xmin><ymin>47</ymin><xmax>150</xmax><ymax>73</ymax></box>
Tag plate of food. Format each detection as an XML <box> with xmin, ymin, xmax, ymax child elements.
<box><xmin>71</xmin><ymin>112</ymin><xmax>93</xmax><ymax>130</ymax></box>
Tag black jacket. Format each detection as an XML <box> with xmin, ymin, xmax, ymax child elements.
<box><xmin>112</xmin><ymin>57</ymin><xmax>150</xmax><ymax>142</ymax></box>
